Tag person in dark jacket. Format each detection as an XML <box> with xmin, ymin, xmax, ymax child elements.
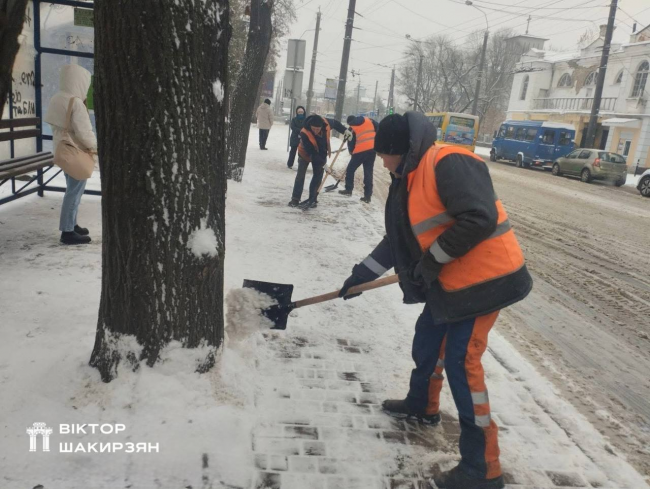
<box><xmin>288</xmin><ymin>114</ymin><xmax>346</xmax><ymax>210</ymax></box>
<box><xmin>339</xmin><ymin>115</ymin><xmax>378</xmax><ymax>203</ymax></box>
<box><xmin>287</xmin><ymin>106</ymin><xmax>306</xmax><ymax>169</ymax></box>
<box><xmin>337</xmin><ymin>112</ymin><xmax>533</xmax><ymax>489</ymax></box>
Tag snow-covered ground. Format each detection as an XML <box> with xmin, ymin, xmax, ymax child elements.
<box><xmin>1</xmin><ymin>126</ymin><xmax>648</xmax><ymax>488</ymax></box>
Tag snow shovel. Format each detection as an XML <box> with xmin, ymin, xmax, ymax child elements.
<box><xmin>324</xmin><ymin>167</ymin><xmax>347</xmax><ymax>192</ymax></box>
<box><xmin>242</xmin><ymin>274</ymin><xmax>400</xmax><ymax>330</ymax></box>
<box><xmin>317</xmin><ymin>139</ymin><xmax>346</xmax><ymax>194</ymax></box>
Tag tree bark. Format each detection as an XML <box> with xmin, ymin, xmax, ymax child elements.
<box><xmin>90</xmin><ymin>0</ymin><xmax>229</xmax><ymax>382</ymax></box>
<box><xmin>0</xmin><ymin>0</ymin><xmax>29</xmax><ymax>116</ymax></box>
<box><xmin>226</xmin><ymin>0</ymin><xmax>273</xmax><ymax>182</ymax></box>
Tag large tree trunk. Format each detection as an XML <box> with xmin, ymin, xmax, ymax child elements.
<box><xmin>226</xmin><ymin>0</ymin><xmax>273</xmax><ymax>182</ymax></box>
<box><xmin>90</xmin><ymin>0</ymin><xmax>229</xmax><ymax>382</ymax></box>
<box><xmin>0</xmin><ymin>0</ymin><xmax>29</xmax><ymax>115</ymax></box>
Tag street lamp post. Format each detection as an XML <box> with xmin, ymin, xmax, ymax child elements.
<box><xmin>466</xmin><ymin>0</ymin><xmax>489</xmax><ymax>117</ymax></box>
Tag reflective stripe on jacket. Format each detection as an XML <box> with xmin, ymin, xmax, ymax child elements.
<box><xmin>407</xmin><ymin>143</ymin><xmax>526</xmax><ymax>293</ymax></box>
<box><xmin>298</xmin><ymin>117</ymin><xmax>331</xmax><ymax>162</ymax></box>
<box><xmin>351</xmin><ymin>117</ymin><xmax>376</xmax><ymax>154</ymax></box>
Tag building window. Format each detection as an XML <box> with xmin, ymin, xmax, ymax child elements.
<box><xmin>520</xmin><ymin>75</ymin><xmax>529</xmax><ymax>100</ymax></box>
<box><xmin>584</xmin><ymin>71</ymin><xmax>598</xmax><ymax>86</ymax></box>
<box><xmin>614</xmin><ymin>70</ymin><xmax>623</xmax><ymax>84</ymax></box>
<box><xmin>558</xmin><ymin>73</ymin><xmax>573</xmax><ymax>87</ymax></box>
<box><xmin>631</xmin><ymin>61</ymin><xmax>649</xmax><ymax>98</ymax></box>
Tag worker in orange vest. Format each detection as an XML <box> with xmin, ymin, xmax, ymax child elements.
<box><xmin>289</xmin><ymin>114</ymin><xmax>346</xmax><ymax>209</ymax></box>
<box><xmin>338</xmin><ymin>115</ymin><xmax>378</xmax><ymax>203</ymax></box>
<box><xmin>338</xmin><ymin>112</ymin><xmax>533</xmax><ymax>489</ymax></box>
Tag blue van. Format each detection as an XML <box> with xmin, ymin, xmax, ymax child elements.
<box><xmin>490</xmin><ymin>121</ymin><xmax>576</xmax><ymax>169</ymax></box>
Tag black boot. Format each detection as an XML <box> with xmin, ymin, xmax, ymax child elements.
<box><xmin>74</xmin><ymin>225</ymin><xmax>89</xmax><ymax>236</ymax></box>
<box><xmin>60</xmin><ymin>231</ymin><xmax>91</xmax><ymax>245</ymax></box>
<box><xmin>299</xmin><ymin>199</ymin><xmax>317</xmax><ymax>210</ymax></box>
<box><xmin>382</xmin><ymin>399</ymin><xmax>441</xmax><ymax>425</ymax></box>
<box><xmin>338</xmin><ymin>189</ymin><xmax>352</xmax><ymax>196</ymax></box>
<box><xmin>288</xmin><ymin>198</ymin><xmax>300</xmax><ymax>207</ymax></box>
<box><xmin>433</xmin><ymin>465</ymin><xmax>504</xmax><ymax>489</ymax></box>
<box><xmin>360</xmin><ymin>196</ymin><xmax>371</xmax><ymax>204</ymax></box>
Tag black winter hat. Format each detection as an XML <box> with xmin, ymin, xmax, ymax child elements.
<box><xmin>308</xmin><ymin>116</ymin><xmax>324</xmax><ymax>127</ymax></box>
<box><xmin>346</xmin><ymin>115</ymin><xmax>357</xmax><ymax>125</ymax></box>
<box><xmin>375</xmin><ymin>114</ymin><xmax>410</xmax><ymax>155</ymax></box>
<box><xmin>264</xmin><ymin>98</ymin><xmax>271</xmax><ymax>105</ymax></box>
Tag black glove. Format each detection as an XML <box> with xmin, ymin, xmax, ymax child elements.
<box><xmin>397</xmin><ymin>252</ymin><xmax>444</xmax><ymax>304</ymax></box>
<box><xmin>414</xmin><ymin>251</ymin><xmax>444</xmax><ymax>288</ymax></box>
<box><xmin>338</xmin><ymin>264</ymin><xmax>374</xmax><ymax>300</ymax></box>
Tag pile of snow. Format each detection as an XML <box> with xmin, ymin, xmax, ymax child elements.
<box><xmin>225</xmin><ymin>288</ymin><xmax>276</xmax><ymax>340</ymax></box>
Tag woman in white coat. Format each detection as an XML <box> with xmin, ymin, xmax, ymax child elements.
<box><xmin>256</xmin><ymin>98</ymin><xmax>274</xmax><ymax>150</ymax></box>
<box><xmin>44</xmin><ymin>64</ymin><xmax>97</xmax><ymax>245</ymax></box>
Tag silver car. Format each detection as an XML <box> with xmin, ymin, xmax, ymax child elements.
<box><xmin>638</xmin><ymin>169</ymin><xmax>650</xmax><ymax>197</ymax></box>
<box><xmin>552</xmin><ymin>149</ymin><xmax>628</xmax><ymax>186</ymax></box>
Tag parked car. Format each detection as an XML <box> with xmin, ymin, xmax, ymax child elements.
<box><xmin>552</xmin><ymin>149</ymin><xmax>627</xmax><ymax>186</ymax></box>
<box><xmin>491</xmin><ymin>120</ymin><xmax>576</xmax><ymax>169</ymax></box>
<box><xmin>638</xmin><ymin>169</ymin><xmax>650</xmax><ymax>197</ymax></box>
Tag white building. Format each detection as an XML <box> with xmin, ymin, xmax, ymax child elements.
<box><xmin>507</xmin><ymin>24</ymin><xmax>650</xmax><ymax>171</ymax></box>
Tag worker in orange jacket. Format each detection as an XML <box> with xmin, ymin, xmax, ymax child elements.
<box><xmin>338</xmin><ymin>112</ymin><xmax>533</xmax><ymax>489</ymax></box>
<box><xmin>338</xmin><ymin>115</ymin><xmax>378</xmax><ymax>203</ymax></box>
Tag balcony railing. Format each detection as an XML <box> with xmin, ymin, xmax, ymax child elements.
<box><xmin>532</xmin><ymin>97</ymin><xmax>617</xmax><ymax>112</ymax></box>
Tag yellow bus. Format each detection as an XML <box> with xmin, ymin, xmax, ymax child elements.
<box><xmin>425</xmin><ymin>112</ymin><xmax>479</xmax><ymax>152</ymax></box>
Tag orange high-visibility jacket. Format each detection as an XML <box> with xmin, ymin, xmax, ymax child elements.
<box><xmin>298</xmin><ymin>117</ymin><xmax>331</xmax><ymax>162</ymax></box>
<box><xmin>350</xmin><ymin>117</ymin><xmax>376</xmax><ymax>154</ymax></box>
<box><xmin>407</xmin><ymin>143</ymin><xmax>526</xmax><ymax>293</ymax></box>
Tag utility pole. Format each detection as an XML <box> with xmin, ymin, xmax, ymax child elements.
<box><xmin>373</xmin><ymin>80</ymin><xmax>378</xmax><ymax>117</ymax></box>
<box><xmin>335</xmin><ymin>0</ymin><xmax>356</xmax><ymax>121</ymax></box>
<box><xmin>585</xmin><ymin>0</ymin><xmax>618</xmax><ymax>148</ymax></box>
<box><xmin>471</xmin><ymin>29</ymin><xmax>489</xmax><ymax>117</ymax></box>
<box><xmin>355</xmin><ymin>76</ymin><xmax>361</xmax><ymax>116</ymax></box>
<box><xmin>526</xmin><ymin>15</ymin><xmax>531</xmax><ymax>35</ymax></box>
<box><xmin>306</xmin><ymin>9</ymin><xmax>321</xmax><ymax>114</ymax></box>
<box><xmin>388</xmin><ymin>66</ymin><xmax>395</xmax><ymax>114</ymax></box>
<box><xmin>414</xmin><ymin>55</ymin><xmax>423</xmax><ymax>112</ymax></box>
<box><xmin>287</xmin><ymin>43</ymin><xmax>300</xmax><ymax>150</ymax></box>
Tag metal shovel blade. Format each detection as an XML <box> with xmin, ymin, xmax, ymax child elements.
<box><xmin>242</xmin><ymin>279</ymin><xmax>295</xmax><ymax>330</ymax></box>
<box><xmin>324</xmin><ymin>180</ymin><xmax>342</xmax><ymax>192</ymax></box>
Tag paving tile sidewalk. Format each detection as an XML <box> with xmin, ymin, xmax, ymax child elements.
<box><xmin>248</xmin><ymin>331</ymin><xmax>600</xmax><ymax>489</ymax></box>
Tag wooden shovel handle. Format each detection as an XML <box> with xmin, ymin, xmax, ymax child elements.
<box><xmin>294</xmin><ymin>274</ymin><xmax>400</xmax><ymax>309</ymax></box>
<box><xmin>317</xmin><ymin>139</ymin><xmax>347</xmax><ymax>194</ymax></box>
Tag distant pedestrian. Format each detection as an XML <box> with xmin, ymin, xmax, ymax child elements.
<box><xmin>339</xmin><ymin>115</ymin><xmax>378</xmax><ymax>203</ymax></box>
<box><xmin>44</xmin><ymin>64</ymin><xmax>97</xmax><ymax>245</ymax></box>
<box><xmin>287</xmin><ymin>106</ymin><xmax>306</xmax><ymax>168</ymax></box>
<box><xmin>256</xmin><ymin>99</ymin><xmax>274</xmax><ymax>150</ymax></box>
<box><xmin>288</xmin><ymin>114</ymin><xmax>346</xmax><ymax>209</ymax></box>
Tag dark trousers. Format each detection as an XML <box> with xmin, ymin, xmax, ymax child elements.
<box><xmin>291</xmin><ymin>157</ymin><xmax>324</xmax><ymax>202</ymax></box>
<box><xmin>259</xmin><ymin>129</ymin><xmax>270</xmax><ymax>148</ymax></box>
<box><xmin>345</xmin><ymin>151</ymin><xmax>375</xmax><ymax>198</ymax></box>
<box><xmin>287</xmin><ymin>144</ymin><xmax>298</xmax><ymax>168</ymax></box>
<box><xmin>406</xmin><ymin>305</ymin><xmax>501</xmax><ymax>480</ymax></box>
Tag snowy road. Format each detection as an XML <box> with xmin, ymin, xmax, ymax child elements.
<box><xmin>372</xmin><ymin>154</ymin><xmax>650</xmax><ymax>478</ymax></box>
<box><xmin>485</xmin><ymin>161</ymin><xmax>650</xmax><ymax>478</ymax></box>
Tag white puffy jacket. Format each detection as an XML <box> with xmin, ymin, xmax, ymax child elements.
<box><xmin>44</xmin><ymin>64</ymin><xmax>97</xmax><ymax>153</ymax></box>
<box><xmin>256</xmin><ymin>103</ymin><xmax>274</xmax><ymax>130</ymax></box>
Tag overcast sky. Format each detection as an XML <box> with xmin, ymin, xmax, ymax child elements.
<box><xmin>274</xmin><ymin>0</ymin><xmax>650</xmax><ymax>104</ymax></box>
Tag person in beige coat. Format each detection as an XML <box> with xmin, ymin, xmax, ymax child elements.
<box><xmin>256</xmin><ymin>98</ymin><xmax>274</xmax><ymax>150</ymax></box>
<box><xmin>44</xmin><ymin>64</ymin><xmax>97</xmax><ymax>245</ymax></box>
